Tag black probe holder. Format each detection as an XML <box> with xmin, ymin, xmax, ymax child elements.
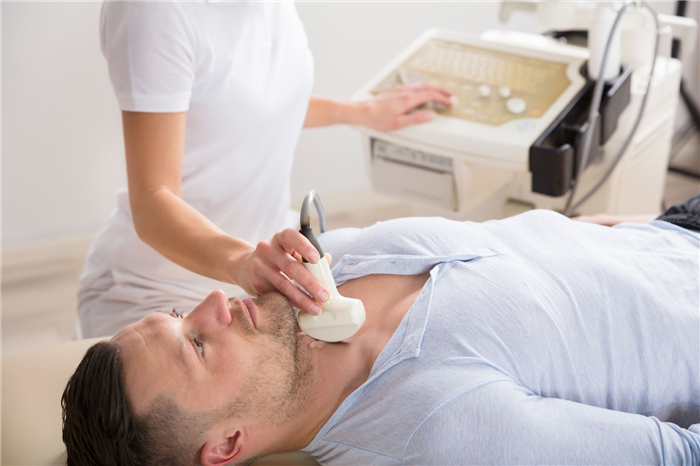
<box><xmin>529</xmin><ymin>64</ymin><xmax>632</xmax><ymax>197</ymax></box>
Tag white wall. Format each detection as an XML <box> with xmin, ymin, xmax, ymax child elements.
<box><xmin>2</xmin><ymin>1</ymin><xmax>698</xmax><ymax>245</ymax></box>
<box><xmin>3</xmin><ymin>2</ymin><xmax>126</xmax><ymax>244</ymax></box>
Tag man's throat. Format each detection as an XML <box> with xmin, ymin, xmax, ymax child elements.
<box><xmin>337</xmin><ymin>272</ymin><xmax>431</xmax><ymax>376</ymax></box>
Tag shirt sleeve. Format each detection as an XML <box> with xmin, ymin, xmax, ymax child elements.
<box><xmin>402</xmin><ymin>379</ymin><xmax>700</xmax><ymax>465</ymax></box>
<box><xmin>100</xmin><ymin>1</ymin><xmax>196</xmax><ymax>112</ymax></box>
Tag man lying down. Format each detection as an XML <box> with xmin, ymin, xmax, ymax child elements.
<box><xmin>62</xmin><ymin>200</ymin><xmax>700</xmax><ymax>466</ymax></box>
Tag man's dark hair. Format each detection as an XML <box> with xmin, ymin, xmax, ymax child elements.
<box><xmin>61</xmin><ymin>341</ymin><xmax>208</xmax><ymax>466</ymax></box>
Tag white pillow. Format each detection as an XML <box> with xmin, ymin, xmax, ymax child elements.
<box><xmin>1</xmin><ymin>338</ymin><xmax>317</xmax><ymax>466</ymax></box>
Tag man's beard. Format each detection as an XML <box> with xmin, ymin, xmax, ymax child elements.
<box><xmin>252</xmin><ymin>292</ymin><xmax>298</xmax><ymax>347</ymax></box>
<box><xmin>240</xmin><ymin>292</ymin><xmax>313</xmax><ymax>424</ymax></box>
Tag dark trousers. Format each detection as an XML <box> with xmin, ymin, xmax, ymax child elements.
<box><xmin>657</xmin><ymin>194</ymin><xmax>700</xmax><ymax>232</ymax></box>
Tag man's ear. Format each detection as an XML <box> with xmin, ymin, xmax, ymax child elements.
<box><xmin>201</xmin><ymin>430</ymin><xmax>243</xmax><ymax>466</ymax></box>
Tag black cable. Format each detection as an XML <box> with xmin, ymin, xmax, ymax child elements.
<box><xmin>668</xmin><ymin>166</ymin><xmax>700</xmax><ymax>179</ymax></box>
<box><xmin>563</xmin><ymin>2</ymin><xmax>632</xmax><ymax>216</ymax></box>
<box><xmin>670</xmin><ymin>0</ymin><xmax>687</xmax><ymax>59</ymax></box>
<box><xmin>680</xmin><ymin>80</ymin><xmax>700</xmax><ymax>131</ymax></box>
<box><xmin>565</xmin><ymin>2</ymin><xmax>659</xmax><ymax>216</ymax></box>
<box><xmin>670</xmin><ymin>122</ymin><xmax>697</xmax><ymax>161</ymax></box>
<box><xmin>670</xmin><ymin>0</ymin><xmax>700</xmax><ymax>132</ymax></box>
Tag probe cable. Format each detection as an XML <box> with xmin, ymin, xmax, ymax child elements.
<box><xmin>564</xmin><ymin>1</ymin><xmax>660</xmax><ymax>216</ymax></box>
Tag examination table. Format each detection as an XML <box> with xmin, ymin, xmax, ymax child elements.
<box><xmin>1</xmin><ymin>337</ymin><xmax>319</xmax><ymax>466</ymax></box>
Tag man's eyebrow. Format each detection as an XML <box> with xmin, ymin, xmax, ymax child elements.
<box><xmin>163</xmin><ymin>312</ymin><xmax>196</xmax><ymax>371</ymax></box>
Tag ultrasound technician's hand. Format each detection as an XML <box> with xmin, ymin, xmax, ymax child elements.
<box><xmin>303</xmin><ymin>85</ymin><xmax>452</xmax><ymax>130</ymax></box>
<box><xmin>234</xmin><ymin>228</ymin><xmax>329</xmax><ymax>315</ymax></box>
<box><xmin>360</xmin><ymin>83</ymin><xmax>453</xmax><ymax>132</ymax></box>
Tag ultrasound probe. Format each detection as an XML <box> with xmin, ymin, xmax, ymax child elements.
<box><xmin>297</xmin><ymin>190</ymin><xmax>366</xmax><ymax>342</ymax></box>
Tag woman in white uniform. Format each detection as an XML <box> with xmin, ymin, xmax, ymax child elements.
<box><xmin>78</xmin><ymin>0</ymin><xmax>452</xmax><ymax>337</ymax></box>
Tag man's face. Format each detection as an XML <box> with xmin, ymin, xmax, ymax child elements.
<box><xmin>114</xmin><ymin>290</ymin><xmax>307</xmax><ymax>427</ymax></box>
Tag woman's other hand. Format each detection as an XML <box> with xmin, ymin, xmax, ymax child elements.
<box><xmin>234</xmin><ymin>228</ymin><xmax>330</xmax><ymax>315</ymax></box>
<box><xmin>303</xmin><ymin>84</ymin><xmax>452</xmax><ymax>130</ymax></box>
<box><xmin>359</xmin><ymin>83</ymin><xmax>453</xmax><ymax>131</ymax></box>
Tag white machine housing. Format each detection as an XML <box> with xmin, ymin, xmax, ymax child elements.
<box><xmin>352</xmin><ymin>25</ymin><xmax>686</xmax><ymax>219</ymax></box>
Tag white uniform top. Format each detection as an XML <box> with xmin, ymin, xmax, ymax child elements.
<box><xmin>79</xmin><ymin>0</ymin><xmax>314</xmax><ymax>337</ymax></box>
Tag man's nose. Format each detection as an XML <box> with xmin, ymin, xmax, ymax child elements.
<box><xmin>187</xmin><ymin>289</ymin><xmax>233</xmax><ymax>329</ymax></box>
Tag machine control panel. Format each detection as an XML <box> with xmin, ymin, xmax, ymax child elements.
<box><xmin>371</xmin><ymin>38</ymin><xmax>573</xmax><ymax>126</ymax></box>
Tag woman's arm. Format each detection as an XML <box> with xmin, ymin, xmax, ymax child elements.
<box><xmin>123</xmin><ymin>111</ymin><xmax>329</xmax><ymax>314</ymax></box>
<box><xmin>303</xmin><ymin>84</ymin><xmax>453</xmax><ymax>131</ymax></box>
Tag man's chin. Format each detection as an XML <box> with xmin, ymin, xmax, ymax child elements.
<box><xmin>252</xmin><ymin>292</ymin><xmax>298</xmax><ymax>340</ymax></box>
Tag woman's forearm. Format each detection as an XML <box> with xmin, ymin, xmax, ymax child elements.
<box><xmin>123</xmin><ymin>110</ymin><xmax>250</xmax><ymax>285</ymax></box>
<box><xmin>121</xmin><ymin>110</ymin><xmax>329</xmax><ymax>312</ymax></box>
<box><xmin>303</xmin><ymin>95</ymin><xmax>368</xmax><ymax>128</ymax></box>
<box><xmin>131</xmin><ymin>186</ymin><xmax>252</xmax><ymax>284</ymax></box>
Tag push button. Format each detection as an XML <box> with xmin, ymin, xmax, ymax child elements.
<box><xmin>506</xmin><ymin>97</ymin><xmax>526</xmax><ymax>114</ymax></box>
<box><xmin>478</xmin><ymin>84</ymin><xmax>491</xmax><ymax>98</ymax></box>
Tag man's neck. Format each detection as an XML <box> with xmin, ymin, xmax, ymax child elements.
<box><xmin>277</xmin><ymin>334</ymin><xmax>370</xmax><ymax>450</ymax></box>
<box><xmin>272</xmin><ymin>272</ymin><xmax>430</xmax><ymax>452</ymax></box>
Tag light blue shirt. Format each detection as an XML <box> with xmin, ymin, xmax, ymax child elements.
<box><xmin>301</xmin><ymin>210</ymin><xmax>700</xmax><ymax>465</ymax></box>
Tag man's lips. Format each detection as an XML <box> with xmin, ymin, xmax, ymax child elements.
<box><xmin>242</xmin><ymin>298</ymin><xmax>258</xmax><ymax>329</ymax></box>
